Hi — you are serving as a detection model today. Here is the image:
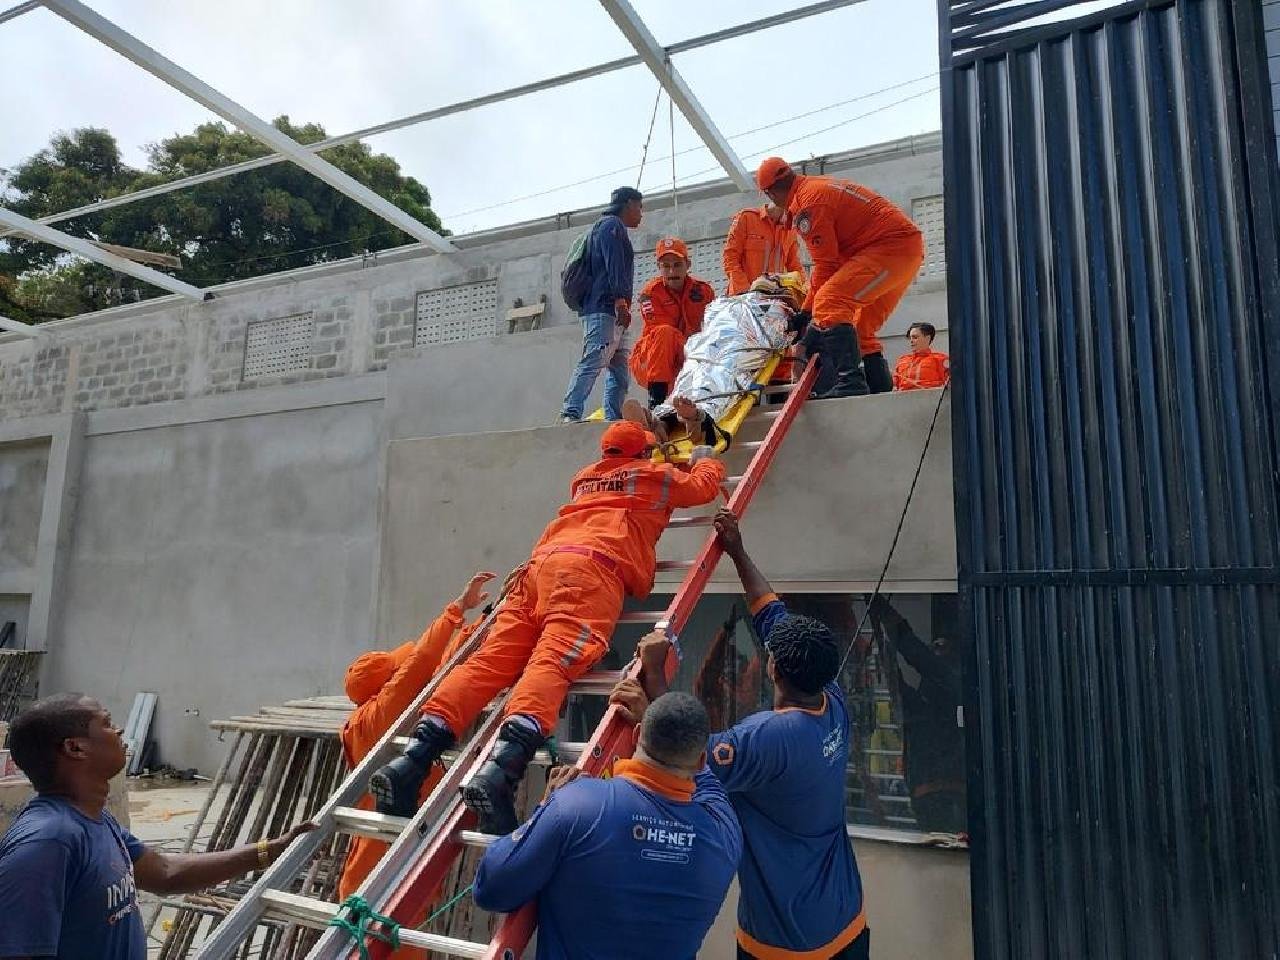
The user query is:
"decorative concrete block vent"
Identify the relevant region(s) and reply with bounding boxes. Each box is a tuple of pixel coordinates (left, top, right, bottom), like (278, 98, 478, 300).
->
(912, 194, 946, 279)
(242, 312, 316, 380)
(414, 280, 499, 346)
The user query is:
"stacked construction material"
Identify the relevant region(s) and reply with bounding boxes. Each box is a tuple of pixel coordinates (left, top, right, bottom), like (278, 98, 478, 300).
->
(154, 696, 353, 960)
(0, 650, 43, 722)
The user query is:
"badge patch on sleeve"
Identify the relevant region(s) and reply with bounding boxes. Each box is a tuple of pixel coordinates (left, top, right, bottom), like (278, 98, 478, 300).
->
(712, 742, 735, 765)
(795, 212, 812, 235)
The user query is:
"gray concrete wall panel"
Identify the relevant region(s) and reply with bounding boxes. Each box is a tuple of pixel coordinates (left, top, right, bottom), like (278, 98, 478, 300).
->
(48, 401, 382, 769)
(378, 390, 955, 645)
(0, 440, 49, 576)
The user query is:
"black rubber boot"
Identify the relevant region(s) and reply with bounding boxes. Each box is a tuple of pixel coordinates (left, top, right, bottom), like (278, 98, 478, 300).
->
(814, 325, 869, 399)
(863, 352, 892, 394)
(369, 719, 455, 817)
(461, 720, 545, 835)
(647, 382, 669, 407)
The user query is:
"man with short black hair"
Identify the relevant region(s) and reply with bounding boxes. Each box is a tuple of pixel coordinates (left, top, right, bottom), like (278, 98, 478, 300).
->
(560, 186, 643, 422)
(614, 508, 869, 959)
(0, 694, 313, 960)
(893, 321, 949, 390)
(472, 691, 741, 960)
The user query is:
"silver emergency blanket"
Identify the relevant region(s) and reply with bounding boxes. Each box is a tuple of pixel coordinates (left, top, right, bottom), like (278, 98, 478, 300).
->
(653, 291, 795, 425)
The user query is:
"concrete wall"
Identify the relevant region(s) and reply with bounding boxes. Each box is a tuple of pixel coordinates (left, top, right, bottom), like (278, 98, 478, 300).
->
(701, 842, 972, 960)
(47, 395, 383, 766)
(378, 390, 954, 646)
(0, 439, 48, 583)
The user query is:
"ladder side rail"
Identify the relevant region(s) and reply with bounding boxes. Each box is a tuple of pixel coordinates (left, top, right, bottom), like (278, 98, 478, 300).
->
(304, 702, 510, 959)
(194, 605, 505, 958)
(484, 358, 819, 960)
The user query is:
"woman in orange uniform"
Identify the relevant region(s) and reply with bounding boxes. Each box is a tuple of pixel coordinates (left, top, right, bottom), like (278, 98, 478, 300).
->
(893, 322, 950, 390)
(756, 156, 924, 397)
(630, 237, 717, 407)
(336, 572, 493, 954)
(370, 422, 725, 836)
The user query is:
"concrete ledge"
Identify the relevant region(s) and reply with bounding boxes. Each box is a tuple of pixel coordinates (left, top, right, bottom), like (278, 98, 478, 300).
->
(0, 572, 35, 594)
(85, 372, 387, 436)
(0, 414, 66, 445)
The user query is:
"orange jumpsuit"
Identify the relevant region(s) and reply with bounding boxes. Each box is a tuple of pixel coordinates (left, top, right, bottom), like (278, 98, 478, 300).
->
(787, 175, 924, 355)
(629, 275, 716, 388)
(893, 349, 950, 390)
(337, 603, 484, 954)
(422, 455, 726, 735)
(723, 207, 805, 295)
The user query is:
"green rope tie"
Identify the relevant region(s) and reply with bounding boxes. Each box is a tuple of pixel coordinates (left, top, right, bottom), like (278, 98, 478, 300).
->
(424, 882, 474, 925)
(544, 734, 560, 766)
(328, 894, 401, 960)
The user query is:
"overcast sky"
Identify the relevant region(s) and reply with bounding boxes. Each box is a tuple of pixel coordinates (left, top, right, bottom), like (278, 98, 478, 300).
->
(0, 0, 941, 237)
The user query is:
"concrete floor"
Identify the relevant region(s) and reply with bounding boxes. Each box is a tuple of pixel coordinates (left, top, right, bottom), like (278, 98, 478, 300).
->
(128, 778, 222, 958)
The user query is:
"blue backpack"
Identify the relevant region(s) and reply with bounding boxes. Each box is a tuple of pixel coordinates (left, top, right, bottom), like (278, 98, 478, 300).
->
(560, 220, 601, 312)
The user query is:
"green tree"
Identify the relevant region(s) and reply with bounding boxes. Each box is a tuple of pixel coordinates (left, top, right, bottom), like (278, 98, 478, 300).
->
(1, 119, 446, 322)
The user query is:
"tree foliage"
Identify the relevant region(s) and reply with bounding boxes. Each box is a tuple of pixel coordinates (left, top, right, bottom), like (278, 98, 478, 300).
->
(1, 119, 445, 322)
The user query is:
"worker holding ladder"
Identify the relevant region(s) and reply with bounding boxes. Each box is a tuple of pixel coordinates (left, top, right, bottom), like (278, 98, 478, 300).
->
(613, 509, 870, 960)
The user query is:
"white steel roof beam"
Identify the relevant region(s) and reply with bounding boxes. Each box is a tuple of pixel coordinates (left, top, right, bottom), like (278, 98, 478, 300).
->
(0, 1, 41, 26)
(597, 0, 754, 191)
(40, 0, 457, 254)
(0, 206, 210, 301)
(0, 314, 44, 337)
(6, 1, 863, 237)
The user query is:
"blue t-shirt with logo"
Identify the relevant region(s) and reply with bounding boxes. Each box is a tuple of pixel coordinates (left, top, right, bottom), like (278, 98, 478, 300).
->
(473, 763, 741, 960)
(0, 795, 147, 960)
(707, 597, 865, 957)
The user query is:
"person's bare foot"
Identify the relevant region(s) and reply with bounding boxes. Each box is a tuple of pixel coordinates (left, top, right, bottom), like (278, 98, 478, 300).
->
(622, 397, 667, 442)
(671, 396, 703, 440)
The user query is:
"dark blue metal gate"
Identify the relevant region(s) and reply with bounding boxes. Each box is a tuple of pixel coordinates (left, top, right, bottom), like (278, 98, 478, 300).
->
(940, 0, 1280, 955)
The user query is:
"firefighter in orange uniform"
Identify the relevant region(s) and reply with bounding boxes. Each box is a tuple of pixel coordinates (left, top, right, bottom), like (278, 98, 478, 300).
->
(630, 237, 717, 407)
(337, 572, 494, 954)
(723, 204, 805, 295)
(756, 156, 924, 397)
(893, 321, 950, 390)
(370, 422, 725, 835)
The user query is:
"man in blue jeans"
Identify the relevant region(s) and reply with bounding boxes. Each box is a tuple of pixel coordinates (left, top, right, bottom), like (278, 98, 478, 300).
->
(560, 186, 644, 422)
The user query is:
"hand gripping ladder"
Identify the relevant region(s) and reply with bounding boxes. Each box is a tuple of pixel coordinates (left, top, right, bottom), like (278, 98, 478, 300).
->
(195, 358, 819, 960)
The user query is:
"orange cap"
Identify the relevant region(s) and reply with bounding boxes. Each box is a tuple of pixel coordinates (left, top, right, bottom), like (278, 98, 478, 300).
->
(655, 236, 689, 261)
(755, 156, 793, 191)
(344, 641, 414, 705)
(601, 421, 657, 457)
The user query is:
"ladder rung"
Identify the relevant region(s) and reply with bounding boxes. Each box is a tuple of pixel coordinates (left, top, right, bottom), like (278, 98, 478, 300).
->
(261, 890, 488, 957)
(458, 828, 498, 849)
(420, 741, 584, 766)
(333, 806, 408, 842)
(755, 409, 783, 419)
(617, 610, 666, 624)
(667, 515, 713, 528)
(656, 559, 694, 572)
(570, 670, 624, 696)
(726, 475, 743, 485)
(734, 440, 764, 452)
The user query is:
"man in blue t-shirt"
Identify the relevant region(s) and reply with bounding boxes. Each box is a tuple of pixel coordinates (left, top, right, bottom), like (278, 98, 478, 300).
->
(0, 694, 313, 960)
(613, 508, 869, 960)
(473, 691, 741, 960)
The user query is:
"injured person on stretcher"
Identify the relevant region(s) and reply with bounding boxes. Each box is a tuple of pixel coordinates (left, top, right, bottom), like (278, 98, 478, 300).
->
(622, 271, 810, 449)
